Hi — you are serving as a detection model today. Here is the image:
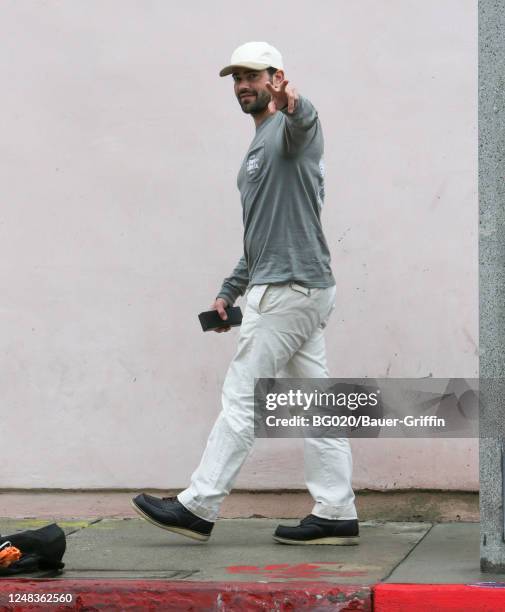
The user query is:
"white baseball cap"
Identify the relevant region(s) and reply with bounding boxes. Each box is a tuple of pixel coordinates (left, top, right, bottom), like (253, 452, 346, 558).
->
(219, 41, 283, 77)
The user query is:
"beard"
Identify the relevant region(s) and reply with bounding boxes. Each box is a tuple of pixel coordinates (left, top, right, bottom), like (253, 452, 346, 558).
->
(237, 89, 271, 115)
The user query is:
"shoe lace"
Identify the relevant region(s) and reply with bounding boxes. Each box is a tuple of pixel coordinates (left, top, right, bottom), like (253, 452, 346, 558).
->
(161, 495, 178, 502)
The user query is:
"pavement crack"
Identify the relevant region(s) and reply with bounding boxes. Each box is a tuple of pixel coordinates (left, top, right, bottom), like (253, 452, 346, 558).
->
(379, 522, 435, 583)
(65, 518, 103, 537)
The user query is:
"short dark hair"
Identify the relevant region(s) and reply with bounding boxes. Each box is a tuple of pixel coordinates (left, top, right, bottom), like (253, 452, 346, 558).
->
(266, 66, 278, 76)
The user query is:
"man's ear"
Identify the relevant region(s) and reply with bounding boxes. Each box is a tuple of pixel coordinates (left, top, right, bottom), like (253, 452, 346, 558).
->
(274, 70, 285, 86)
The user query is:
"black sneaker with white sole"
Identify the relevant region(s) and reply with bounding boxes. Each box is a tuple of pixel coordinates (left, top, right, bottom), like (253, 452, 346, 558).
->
(131, 494, 214, 542)
(273, 515, 359, 545)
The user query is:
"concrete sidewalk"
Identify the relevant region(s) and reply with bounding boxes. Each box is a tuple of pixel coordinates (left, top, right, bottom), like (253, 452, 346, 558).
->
(1, 515, 505, 610)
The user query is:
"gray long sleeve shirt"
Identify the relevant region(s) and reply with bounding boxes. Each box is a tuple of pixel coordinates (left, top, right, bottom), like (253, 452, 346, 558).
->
(217, 95, 336, 306)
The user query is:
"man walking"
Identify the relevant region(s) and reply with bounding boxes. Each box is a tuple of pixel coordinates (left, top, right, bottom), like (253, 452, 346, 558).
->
(132, 42, 359, 545)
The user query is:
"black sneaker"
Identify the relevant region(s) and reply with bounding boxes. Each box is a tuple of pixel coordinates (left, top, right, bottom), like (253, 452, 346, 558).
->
(131, 494, 214, 542)
(273, 515, 359, 545)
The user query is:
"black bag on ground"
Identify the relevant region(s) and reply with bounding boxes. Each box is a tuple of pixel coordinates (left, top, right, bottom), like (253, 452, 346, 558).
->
(0, 523, 66, 575)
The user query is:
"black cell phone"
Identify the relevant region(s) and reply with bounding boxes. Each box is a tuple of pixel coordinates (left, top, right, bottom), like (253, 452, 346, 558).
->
(198, 306, 243, 332)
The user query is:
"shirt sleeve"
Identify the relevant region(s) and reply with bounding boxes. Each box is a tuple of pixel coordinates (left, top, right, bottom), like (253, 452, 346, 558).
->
(280, 94, 319, 154)
(216, 254, 249, 306)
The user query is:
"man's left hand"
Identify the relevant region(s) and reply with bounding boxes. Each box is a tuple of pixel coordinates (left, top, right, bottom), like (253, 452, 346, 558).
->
(266, 79, 299, 114)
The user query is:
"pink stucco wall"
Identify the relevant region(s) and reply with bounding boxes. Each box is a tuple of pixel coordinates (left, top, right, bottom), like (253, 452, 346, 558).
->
(0, 0, 477, 490)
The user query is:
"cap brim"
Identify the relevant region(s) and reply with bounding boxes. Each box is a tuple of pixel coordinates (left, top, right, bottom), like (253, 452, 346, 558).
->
(219, 62, 270, 77)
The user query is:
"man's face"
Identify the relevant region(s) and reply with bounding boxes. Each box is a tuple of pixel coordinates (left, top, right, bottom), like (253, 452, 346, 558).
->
(232, 68, 274, 115)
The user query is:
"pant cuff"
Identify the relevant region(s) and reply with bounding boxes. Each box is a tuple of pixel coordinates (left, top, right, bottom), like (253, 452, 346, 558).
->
(311, 502, 358, 520)
(177, 491, 218, 522)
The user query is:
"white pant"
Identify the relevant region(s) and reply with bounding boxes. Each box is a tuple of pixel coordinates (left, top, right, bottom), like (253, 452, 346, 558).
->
(178, 282, 357, 522)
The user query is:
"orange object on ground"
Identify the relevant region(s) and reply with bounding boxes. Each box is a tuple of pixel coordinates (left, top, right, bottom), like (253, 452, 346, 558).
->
(0, 545, 22, 568)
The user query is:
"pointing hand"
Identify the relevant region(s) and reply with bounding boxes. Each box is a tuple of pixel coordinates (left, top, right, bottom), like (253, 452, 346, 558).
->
(266, 79, 299, 114)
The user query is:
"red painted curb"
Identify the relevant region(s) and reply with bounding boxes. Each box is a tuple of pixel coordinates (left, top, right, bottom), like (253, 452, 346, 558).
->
(374, 583, 505, 612)
(0, 579, 371, 611)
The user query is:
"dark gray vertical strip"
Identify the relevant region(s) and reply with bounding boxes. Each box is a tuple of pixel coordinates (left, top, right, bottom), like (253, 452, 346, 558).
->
(479, 0, 505, 571)
(502, 442, 505, 542)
